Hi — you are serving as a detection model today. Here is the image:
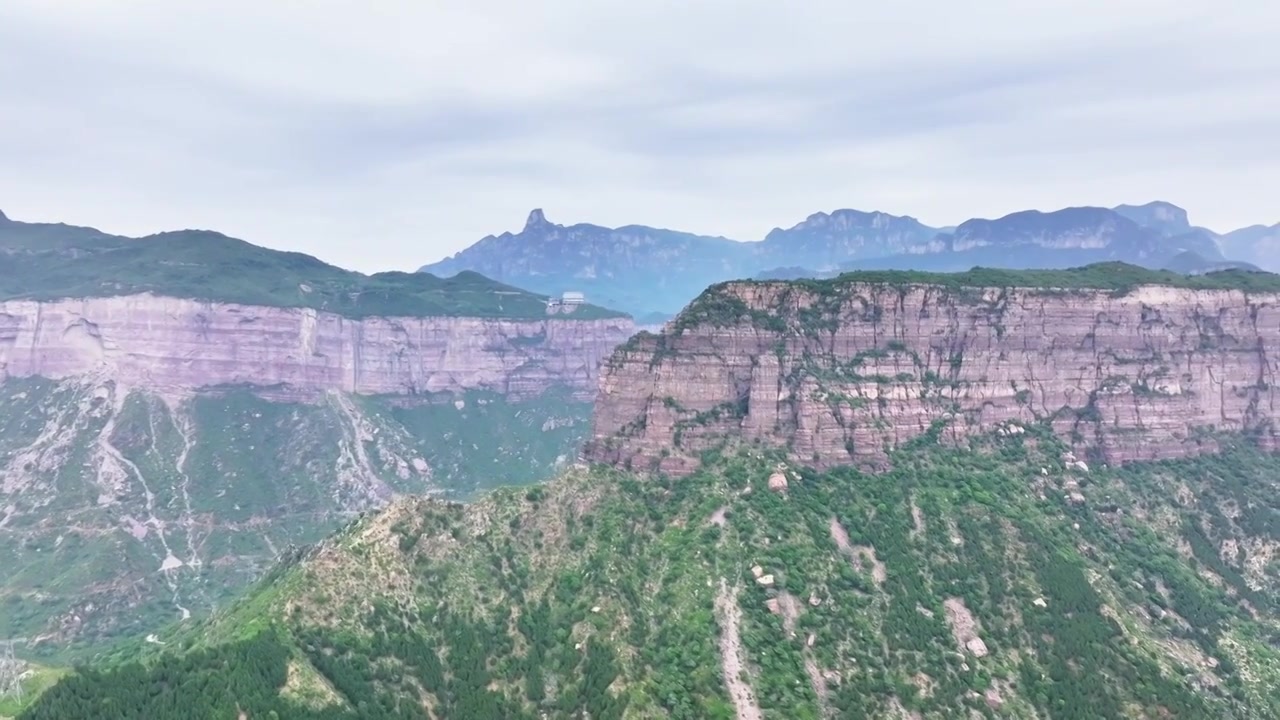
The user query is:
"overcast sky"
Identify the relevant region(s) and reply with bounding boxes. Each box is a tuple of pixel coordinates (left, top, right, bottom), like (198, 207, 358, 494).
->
(1, 1, 1276, 273)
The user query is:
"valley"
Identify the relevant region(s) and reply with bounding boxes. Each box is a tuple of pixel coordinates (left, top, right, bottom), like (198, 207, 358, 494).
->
(0, 377, 596, 658)
(0, 213, 635, 663)
(6, 5, 1278, 717)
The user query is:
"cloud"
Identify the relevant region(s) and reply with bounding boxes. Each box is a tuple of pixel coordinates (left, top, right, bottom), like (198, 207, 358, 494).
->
(0, 0, 1276, 272)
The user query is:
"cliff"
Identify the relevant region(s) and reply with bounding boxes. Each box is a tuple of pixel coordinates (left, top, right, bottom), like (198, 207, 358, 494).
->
(0, 294, 635, 400)
(585, 265, 1280, 475)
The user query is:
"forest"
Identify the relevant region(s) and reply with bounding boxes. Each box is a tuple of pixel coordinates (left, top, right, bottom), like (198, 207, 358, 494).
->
(19, 426, 1280, 719)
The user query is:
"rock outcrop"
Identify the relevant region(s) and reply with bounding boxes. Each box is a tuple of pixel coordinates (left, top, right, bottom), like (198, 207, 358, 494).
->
(0, 294, 635, 400)
(585, 277, 1279, 475)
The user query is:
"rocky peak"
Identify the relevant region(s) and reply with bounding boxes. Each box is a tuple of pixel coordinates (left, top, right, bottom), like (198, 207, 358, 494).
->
(419, 211, 753, 318)
(0, 208, 9, 223)
(1113, 201, 1192, 237)
(767, 208, 929, 237)
(524, 208, 551, 233)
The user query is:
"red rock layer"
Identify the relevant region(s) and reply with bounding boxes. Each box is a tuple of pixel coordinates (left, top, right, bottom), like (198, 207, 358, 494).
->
(586, 282, 1279, 475)
(0, 294, 635, 400)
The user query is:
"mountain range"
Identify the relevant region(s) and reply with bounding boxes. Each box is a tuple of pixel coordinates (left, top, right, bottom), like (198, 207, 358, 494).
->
(420, 201, 1275, 319)
(21, 263, 1280, 719)
(3, 203, 1280, 719)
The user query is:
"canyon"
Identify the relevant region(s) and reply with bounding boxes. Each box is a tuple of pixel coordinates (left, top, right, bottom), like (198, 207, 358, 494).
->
(0, 293, 633, 654)
(586, 270, 1280, 475)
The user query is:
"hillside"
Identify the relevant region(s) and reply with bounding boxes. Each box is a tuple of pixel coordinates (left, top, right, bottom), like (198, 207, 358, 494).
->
(20, 430, 1280, 719)
(0, 381, 597, 661)
(0, 210, 637, 662)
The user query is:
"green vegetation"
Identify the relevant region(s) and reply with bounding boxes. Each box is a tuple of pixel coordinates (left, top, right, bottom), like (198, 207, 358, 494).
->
(0, 379, 590, 662)
(0, 220, 626, 319)
(816, 261, 1280, 294)
(24, 427, 1280, 719)
(679, 262, 1280, 328)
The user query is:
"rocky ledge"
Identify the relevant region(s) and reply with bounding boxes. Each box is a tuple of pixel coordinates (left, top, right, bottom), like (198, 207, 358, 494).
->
(585, 277, 1279, 475)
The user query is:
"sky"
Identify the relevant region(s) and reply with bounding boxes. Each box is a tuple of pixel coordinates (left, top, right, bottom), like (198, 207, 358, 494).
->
(1, 0, 1277, 273)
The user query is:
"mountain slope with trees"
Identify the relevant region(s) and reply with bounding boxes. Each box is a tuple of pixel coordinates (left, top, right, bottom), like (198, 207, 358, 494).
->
(21, 427, 1280, 719)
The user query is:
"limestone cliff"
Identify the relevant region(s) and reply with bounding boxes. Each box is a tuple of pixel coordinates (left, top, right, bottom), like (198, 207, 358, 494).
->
(586, 270, 1280, 475)
(0, 293, 632, 651)
(0, 294, 635, 400)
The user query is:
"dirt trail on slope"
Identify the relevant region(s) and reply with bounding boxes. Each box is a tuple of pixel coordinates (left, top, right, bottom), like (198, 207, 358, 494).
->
(715, 579, 763, 720)
(775, 590, 832, 716)
(829, 517, 886, 585)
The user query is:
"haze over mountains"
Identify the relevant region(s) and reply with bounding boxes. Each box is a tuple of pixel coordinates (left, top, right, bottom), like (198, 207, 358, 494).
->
(3, 203, 1280, 719)
(23, 261, 1280, 720)
(421, 200, 1275, 320)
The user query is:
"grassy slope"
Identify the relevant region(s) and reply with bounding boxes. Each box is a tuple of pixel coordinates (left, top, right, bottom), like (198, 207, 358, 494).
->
(0, 665, 65, 720)
(0, 217, 626, 320)
(28, 426, 1280, 719)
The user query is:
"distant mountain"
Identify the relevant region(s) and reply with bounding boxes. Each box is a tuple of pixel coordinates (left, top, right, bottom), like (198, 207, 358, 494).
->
(1160, 250, 1262, 275)
(421, 202, 1260, 318)
(830, 206, 1228, 274)
(945, 206, 1187, 262)
(1220, 223, 1280, 272)
(755, 209, 939, 270)
(0, 208, 623, 320)
(1111, 201, 1229, 262)
(419, 209, 751, 318)
(1112, 201, 1192, 237)
(753, 265, 824, 281)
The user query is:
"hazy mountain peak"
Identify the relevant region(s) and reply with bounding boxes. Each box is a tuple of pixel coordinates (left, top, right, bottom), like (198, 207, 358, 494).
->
(1220, 222, 1280, 271)
(524, 208, 550, 232)
(781, 208, 919, 232)
(0, 208, 9, 222)
(1113, 201, 1191, 237)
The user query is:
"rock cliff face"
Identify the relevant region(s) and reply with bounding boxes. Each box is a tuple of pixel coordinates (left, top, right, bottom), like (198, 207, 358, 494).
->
(0, 293, 632, 651)
(586, 278, 1279, 475)
(0, 294, 634, 400)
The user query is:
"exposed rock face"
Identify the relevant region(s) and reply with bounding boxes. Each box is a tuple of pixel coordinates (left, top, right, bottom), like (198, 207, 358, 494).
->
(0, 294, 635, 400)
(585, 281, 1279, 475)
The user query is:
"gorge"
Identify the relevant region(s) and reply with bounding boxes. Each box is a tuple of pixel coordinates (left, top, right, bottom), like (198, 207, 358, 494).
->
(0, 213, 635, 656)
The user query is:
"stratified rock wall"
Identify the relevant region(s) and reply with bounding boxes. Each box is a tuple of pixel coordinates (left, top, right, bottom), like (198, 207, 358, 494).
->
(586, 282, 1279, 475)
(0, 294, 635, 399)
